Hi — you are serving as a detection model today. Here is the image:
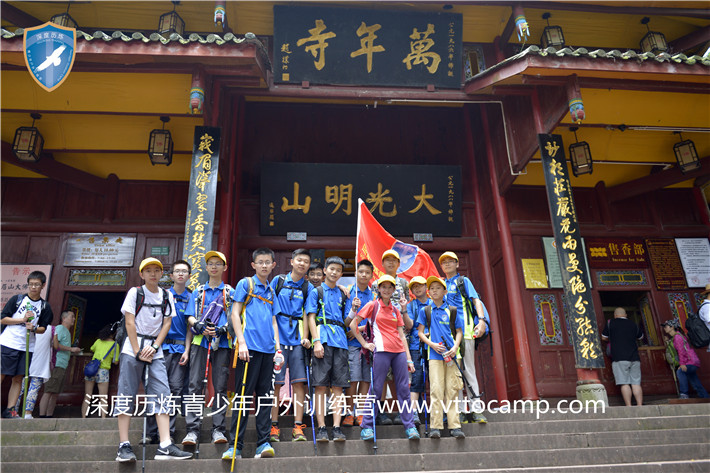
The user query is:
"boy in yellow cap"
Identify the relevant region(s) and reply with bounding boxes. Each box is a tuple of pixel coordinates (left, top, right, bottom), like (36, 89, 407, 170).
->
(407, 276, 431, 425)
(115, 258, 191, 462)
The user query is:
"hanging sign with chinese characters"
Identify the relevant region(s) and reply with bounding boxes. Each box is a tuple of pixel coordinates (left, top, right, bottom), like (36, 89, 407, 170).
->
(64, 234, 136, 267)
(585, 238, 648, 269)
(274, 5, 463, 88)
(261, 163, 461, 237)
(539, 134, 604, 369)
(183, 127, 221, 290)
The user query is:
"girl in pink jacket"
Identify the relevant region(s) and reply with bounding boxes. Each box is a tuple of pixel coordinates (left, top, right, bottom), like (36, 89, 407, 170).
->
(662, 319, 708, 399)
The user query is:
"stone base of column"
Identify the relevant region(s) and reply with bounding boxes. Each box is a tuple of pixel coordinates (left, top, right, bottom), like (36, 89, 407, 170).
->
(576, 380, 608, 406)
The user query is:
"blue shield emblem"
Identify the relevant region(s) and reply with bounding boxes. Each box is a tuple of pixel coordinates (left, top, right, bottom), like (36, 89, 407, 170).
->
(23, 22, 76, 92)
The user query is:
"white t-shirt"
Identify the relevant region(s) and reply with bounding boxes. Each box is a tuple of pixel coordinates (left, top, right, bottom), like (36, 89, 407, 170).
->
(0, 296, 44, 352)
(699, 297, 710, 351)
(120, 286, 176, 359)
(30, 327, 53, 380)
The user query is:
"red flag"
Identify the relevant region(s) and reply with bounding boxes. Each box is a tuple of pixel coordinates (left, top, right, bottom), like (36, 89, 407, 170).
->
(356, 199, 440, 281)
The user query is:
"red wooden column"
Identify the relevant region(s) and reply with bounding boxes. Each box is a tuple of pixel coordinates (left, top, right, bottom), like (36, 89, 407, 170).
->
(481, 106, 539, 401)
(229, 96, 247, 284)
(463, 105, 508, 401)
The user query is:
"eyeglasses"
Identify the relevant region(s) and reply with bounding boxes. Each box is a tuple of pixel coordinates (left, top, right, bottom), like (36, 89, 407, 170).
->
(172, 270, 189, 275)
(28, 283, 42, 288)
(206, 263, 225, 268)
(255, 261, 273, 267)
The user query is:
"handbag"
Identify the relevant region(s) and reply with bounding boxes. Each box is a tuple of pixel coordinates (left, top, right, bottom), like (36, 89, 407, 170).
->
(84, 342, 116, 377)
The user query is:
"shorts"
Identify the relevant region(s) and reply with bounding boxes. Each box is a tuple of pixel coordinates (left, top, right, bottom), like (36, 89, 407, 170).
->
(410, 350, 425, 393)
(44, 367, 67, 394)
(1, 345, 32, 377)
(275, 344, 307, 385)
(85, 367, 110, 384)
(114, 353, 171, 416)
(348, 345, 371, 383)
(612, 360, 642, 385)
(311, 344, 349, 388)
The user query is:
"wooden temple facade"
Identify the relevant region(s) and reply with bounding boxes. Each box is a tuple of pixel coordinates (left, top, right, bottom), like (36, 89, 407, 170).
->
(1, 1, 709, 406)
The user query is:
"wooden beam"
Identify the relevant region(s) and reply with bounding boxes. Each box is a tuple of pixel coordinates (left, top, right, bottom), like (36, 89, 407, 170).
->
(522, 75, 709, 94)
(0, 2, 42, 28)
(607, 155, 710, 203)
(519, 2, 710, 19)
(1, 141, 108, 196)
(669, 25, 710, 53)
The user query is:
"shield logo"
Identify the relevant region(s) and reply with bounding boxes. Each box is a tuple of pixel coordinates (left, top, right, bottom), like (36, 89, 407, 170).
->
(23, 22, 76, 92)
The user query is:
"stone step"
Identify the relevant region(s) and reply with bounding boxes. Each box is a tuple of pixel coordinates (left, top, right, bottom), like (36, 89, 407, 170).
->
(1, 443, 707, 473)
(2, 428, 707, 463)
(402, 461, 710, 473)
(3, 414, 708, 446)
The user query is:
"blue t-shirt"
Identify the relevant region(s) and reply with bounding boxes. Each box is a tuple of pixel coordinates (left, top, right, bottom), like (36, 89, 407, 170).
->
(191, 282, 232, 350)
(162, 287, 195, 353)
(444, 274, 489, 338)
(344, 285, 374, 348)
(233, 276, 276, 354)
(408, 297, 431, 351)
(305, 284, 348, 350)
(416, 301, 463, 362)
(271, 274, 312, 347)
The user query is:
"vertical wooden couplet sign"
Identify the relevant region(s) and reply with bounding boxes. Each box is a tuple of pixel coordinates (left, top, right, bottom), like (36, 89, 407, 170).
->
(538, 134, 604, 369)
(183, 126, 221, 290)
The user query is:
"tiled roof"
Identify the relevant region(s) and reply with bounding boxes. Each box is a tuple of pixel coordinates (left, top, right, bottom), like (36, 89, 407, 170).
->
(468, 45, 710, 83)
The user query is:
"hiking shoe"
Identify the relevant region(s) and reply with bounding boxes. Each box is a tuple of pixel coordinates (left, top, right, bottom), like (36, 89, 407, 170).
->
(222, 447, 242, 460)
(181, 431, 198, 446)
(393, 413, 403, 425)
(451, 428, 466, 439)
(679, 394, 690, 399)
(406, 427, 420, 440)
(459, 413, 470, 424)
(155, 443, 192, 460)
(376, 413, 393, 425)
(292, 423, 307, 442)
(212, 430, 228, 444)
(356, 415, 363, 426)
(316, 426, 329, 442)
(254, 442, 275, 458)
(430, 428, 441, 439)
(270, 424, 280, 442)
(412, 412, 421, 426)
(2, 408, 19, 419)
(360, 428, 374, 441)
(472, 412, 488, 424)
(115, 443, 136, 463)
(342, 414, 354, 426)
(332, 426, 346, 442)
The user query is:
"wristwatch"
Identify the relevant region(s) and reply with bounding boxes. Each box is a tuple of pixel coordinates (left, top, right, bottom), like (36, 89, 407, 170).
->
(151, 344, 159, 351)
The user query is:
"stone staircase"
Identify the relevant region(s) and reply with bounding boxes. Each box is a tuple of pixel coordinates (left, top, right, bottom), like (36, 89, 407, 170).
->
(2, 403, 709, 472)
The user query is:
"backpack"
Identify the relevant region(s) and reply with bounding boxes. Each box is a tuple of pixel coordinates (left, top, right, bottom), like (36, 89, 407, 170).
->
(115, 286, 172, 347)
(423, 304, 462, 357)
(274, 274, 309, 327)
(234, 277, 274, 336)
(456, 276, 491, 351)
(315, 285, 348, 330)
(664, 338, 679, 368)
(685, 301, 710, 348)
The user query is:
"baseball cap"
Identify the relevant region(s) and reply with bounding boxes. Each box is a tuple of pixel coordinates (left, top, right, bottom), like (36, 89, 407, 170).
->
(205, 250, 227, 265)
(377, 274, 397, 287)
(409, 276, 427, 289)
(438, 251, 458, 264)
(382, 249, 400, 261)
(426, 276, 447, 290)
(139, 257, 163, 272)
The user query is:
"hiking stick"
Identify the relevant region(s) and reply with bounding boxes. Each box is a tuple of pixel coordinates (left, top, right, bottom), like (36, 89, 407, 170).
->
(195, 335, 212, 459)
(304, 348, 317, 456)
(442, 341, 480, 401)
(21, 329, 30, 417)
(142, 363, 149, 473)
(230, 357, 249, 473)
(369, 356, 378, 455)
(421, 354, 428, 438)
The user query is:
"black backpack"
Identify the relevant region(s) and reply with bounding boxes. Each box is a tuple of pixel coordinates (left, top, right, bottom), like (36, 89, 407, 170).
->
(314, 285, 348, 329)
(115, 286, 172, 347)
(274, 274, 309, 327)
(423, 305, 461, 356)
(686, 301, 710, 348)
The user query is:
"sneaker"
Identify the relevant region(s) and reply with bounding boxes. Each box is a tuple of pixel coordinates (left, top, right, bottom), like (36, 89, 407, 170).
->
(679, 394, 690, 399)
(292, 423, 307, 442)
(332, 426, 346, 442)
(254, 442, 275, 458)
(472, 412, 488, 424)
(356, 415, 364, 426)
(23, 414, 33, 419)
(2, 408, 19, 419)
(155, 443, 192, 460)
(451, 428, 466, 439)
(459, 412, 470, 424)
(406, 427, 420, 440)
(212, 430, 228, 444)
(270, 424, 280, 442)
(393, 413, 403, 425)
(115, 444, 136, 463)
(222, 447, 242, 460)
(430, 428, 441, 439)
(342, 414, 355, 426)
(412, 412, 421, 426)
(181, 431, 198, 446)
(316, 426, 329, 442)
(360, 428, 374, 441)
(376, 413, 393, 425)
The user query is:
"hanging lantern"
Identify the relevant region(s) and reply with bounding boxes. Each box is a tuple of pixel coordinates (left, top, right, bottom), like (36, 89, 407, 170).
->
(673, 132, 701, 174)
(50, 4, 78, 29)
(639, 17, 668, 54)
(214, 2, 226, 27)
(568, 127, 593, 177)
(148, 116, 173, 166)
(158, 1, 185, 36)
(540, 12, 565, 49)
(12, 113, 44, 163)
(512, 5, 529, 42)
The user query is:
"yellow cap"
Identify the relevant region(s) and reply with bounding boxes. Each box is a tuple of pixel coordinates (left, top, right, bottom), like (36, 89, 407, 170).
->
(205, 250, 227, 265)
(139, 257, 163, 272)
(381, 249, 400, 261)
(408, 276, 427, 289)
(438, 251, 458, 264)
(426, 276, 447, 290)
(377, 274, 397, 287)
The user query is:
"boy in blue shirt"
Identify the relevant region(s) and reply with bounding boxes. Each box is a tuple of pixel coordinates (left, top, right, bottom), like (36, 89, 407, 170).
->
(438, 251, 489, 424)
(223, 248, 281, 460)
(342, 259, 375, 427)
(306, 256, 356, 442)
(270, 248, 313, 442)
(183, 251, 233, 446)
(407, 276, 431, 425)
(417, 276, 465, 439)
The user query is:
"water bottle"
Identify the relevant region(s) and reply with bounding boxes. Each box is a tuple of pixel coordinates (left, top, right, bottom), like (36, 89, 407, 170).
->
(439, 342, 452, 365)
(274, 350, 285, 374)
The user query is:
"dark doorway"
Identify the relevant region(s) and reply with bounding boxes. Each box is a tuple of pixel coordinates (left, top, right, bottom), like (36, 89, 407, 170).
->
(68, 291, 125, 350)
(599, 290, 661, 347)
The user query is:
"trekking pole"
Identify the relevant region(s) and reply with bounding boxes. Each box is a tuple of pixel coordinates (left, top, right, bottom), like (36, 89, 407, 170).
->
(442, 341, 480, 401)
(421, 354, 428, 438)
(142, 363, 149, 473)
(304, 348, 317, 456)
(369, 356, 378, 455)
(21, 306, 34, 418)
(230, 356, 249, 473)
(195, 330, 212, 460)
